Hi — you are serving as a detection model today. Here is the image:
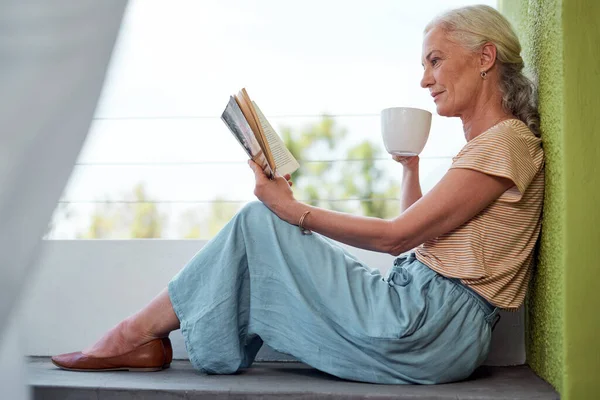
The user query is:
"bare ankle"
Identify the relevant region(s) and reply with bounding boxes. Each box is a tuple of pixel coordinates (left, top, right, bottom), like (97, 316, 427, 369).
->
(120, 317, 158, 346)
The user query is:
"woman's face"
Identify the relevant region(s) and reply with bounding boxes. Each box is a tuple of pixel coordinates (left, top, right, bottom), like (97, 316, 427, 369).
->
(420, 26, 481, 117)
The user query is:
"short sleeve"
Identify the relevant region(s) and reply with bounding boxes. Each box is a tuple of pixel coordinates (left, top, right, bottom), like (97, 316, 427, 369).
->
(450, 125, 539, 202)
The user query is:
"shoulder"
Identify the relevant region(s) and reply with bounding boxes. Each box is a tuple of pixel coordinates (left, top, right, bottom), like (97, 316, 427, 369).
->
(449, 119, 543, 201)
(453, 119, 542, 162)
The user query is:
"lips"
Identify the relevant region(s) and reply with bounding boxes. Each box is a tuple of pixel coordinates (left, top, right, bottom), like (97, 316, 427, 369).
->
(431, 91, 444, 101)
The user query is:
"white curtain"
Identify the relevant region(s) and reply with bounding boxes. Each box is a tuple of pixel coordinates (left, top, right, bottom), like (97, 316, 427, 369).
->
(0, 1, 127, 397)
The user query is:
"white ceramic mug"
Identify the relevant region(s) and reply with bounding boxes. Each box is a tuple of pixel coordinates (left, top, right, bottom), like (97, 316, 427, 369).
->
(381, 107, 432, 156)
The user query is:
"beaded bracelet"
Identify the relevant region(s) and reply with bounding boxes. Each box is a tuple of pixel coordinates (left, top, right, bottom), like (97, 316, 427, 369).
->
(298, 210, 312, 235)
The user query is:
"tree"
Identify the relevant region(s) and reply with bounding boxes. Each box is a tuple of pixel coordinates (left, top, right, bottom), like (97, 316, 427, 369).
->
(79, 116, 400, 239)
(80, 183, 164, 239)
(129, 184, 163, 238)
(341, 141, 400, 219)
(178, 208, 203, 239)
(176, 115, 396, 240)
(80, 203, 118, 239)
(281, 115, 349, 211)
(178, 198, 241, 239)
(204, 200, 240, 237)
(281, 115, 400, 218)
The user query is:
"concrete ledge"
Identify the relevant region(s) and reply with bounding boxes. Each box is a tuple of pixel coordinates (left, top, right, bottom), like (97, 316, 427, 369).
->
(22, 240, 525, 366)
(29, 358, 558, 400)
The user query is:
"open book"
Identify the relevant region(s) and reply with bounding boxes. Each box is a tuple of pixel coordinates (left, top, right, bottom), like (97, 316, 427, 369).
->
(221, 88, 300, 179)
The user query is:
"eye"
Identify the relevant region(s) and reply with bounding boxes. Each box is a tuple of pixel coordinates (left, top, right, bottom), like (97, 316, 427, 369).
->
(431, 58, 440, 66)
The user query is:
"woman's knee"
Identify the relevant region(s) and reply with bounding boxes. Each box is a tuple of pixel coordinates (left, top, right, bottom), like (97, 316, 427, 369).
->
(239, 201, 274, 222)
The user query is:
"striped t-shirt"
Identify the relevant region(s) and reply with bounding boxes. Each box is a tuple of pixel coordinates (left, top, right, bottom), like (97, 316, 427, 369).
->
(415, 119, 544, 310)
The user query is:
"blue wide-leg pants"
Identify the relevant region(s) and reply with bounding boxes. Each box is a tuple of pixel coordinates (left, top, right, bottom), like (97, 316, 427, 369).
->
(168, 201, 496, 384)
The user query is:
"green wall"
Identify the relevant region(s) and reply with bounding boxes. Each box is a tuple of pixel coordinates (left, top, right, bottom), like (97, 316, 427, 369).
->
(499, 1, 600, 398)
(561, 1, 600, 399)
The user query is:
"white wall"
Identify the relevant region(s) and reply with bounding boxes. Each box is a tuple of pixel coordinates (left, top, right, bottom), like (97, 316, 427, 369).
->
(20, 240, 524, 366)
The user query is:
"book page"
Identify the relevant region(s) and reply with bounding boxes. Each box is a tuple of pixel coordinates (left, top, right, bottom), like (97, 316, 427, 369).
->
(253, 102, 300, 177)
(221, 96, 272, 176)
(233, 92, 265, 149)
(234, 89, 276, 174)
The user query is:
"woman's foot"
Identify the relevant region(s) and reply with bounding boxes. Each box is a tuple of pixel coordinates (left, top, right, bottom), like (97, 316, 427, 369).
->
(53, 287, 179, 371)
(81, 287, 179, 358)
(82, 317, 159, 358)
(51, 338, 167, 372)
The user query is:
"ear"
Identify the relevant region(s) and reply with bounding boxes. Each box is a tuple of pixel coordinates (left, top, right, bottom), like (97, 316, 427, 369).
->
(480, 42, 497, 72)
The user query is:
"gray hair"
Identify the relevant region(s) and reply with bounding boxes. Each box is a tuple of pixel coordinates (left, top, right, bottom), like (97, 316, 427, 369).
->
(425, 5, 540, 137)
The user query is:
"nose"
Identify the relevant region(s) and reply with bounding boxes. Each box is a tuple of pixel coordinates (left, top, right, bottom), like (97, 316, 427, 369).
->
(420, 67, 434, 88)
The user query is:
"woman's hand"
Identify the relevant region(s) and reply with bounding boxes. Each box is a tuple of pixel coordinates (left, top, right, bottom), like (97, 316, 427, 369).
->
(248, 160, 296, 217)
(392, 154, 420, 170)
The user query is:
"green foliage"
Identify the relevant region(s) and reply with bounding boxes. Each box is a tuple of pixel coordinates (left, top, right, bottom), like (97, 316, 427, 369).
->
(80, 183, 163, 239)
(283, 115, 400, 218)
(79, 116, 400, 238)
(179, 199, 240, 239)
(282, 115, 348, 211)
(205, 200, 240, 237)
(129, 184, 163, 238)
(342, 141, 400, 218)
(79, 203, 117, 239)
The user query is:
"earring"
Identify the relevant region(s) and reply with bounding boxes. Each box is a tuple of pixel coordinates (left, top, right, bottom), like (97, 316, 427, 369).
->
(480, 71, 487, 79)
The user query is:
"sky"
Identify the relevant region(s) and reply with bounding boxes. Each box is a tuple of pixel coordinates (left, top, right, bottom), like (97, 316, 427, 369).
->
(48, 0, 496, 239)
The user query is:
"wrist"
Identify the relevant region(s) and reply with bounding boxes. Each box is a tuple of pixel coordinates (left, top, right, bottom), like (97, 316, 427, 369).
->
(273, 200, 304, 225)
(403, 165, 419, 176)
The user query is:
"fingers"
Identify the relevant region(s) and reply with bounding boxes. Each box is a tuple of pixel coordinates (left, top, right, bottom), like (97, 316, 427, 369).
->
(392, 155, 419, 164)
(248, 160, 293, 186)
(283, 173, 293, 186)
(249, 160, 293, 186)
(248, 160, 267, 182)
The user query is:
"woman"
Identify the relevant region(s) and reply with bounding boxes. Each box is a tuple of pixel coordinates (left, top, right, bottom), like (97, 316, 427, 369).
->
(52, 5, 544, 384)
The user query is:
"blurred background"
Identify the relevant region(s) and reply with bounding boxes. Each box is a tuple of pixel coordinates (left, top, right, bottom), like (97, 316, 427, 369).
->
(46, 0, 495, 240)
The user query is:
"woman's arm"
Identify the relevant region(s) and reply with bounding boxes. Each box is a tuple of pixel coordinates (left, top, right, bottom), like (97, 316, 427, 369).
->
(397, 155, 422, 212)
(250, 161, 513, 255)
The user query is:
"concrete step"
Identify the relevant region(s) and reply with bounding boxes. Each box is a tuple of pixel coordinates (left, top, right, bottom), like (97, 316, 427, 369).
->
(29, 358, 559, 400)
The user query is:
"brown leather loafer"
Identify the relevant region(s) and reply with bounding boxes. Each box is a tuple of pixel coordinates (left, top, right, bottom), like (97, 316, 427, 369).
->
(51, 339, 167, 372)
(161, 337, 172, 368)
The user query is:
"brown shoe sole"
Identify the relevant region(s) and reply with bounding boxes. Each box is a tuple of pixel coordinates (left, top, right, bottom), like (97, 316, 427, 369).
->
(50, 359, 165, 372)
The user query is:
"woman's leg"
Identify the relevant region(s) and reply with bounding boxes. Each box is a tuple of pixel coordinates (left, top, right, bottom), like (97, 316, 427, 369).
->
(82, 288, 179, 357)
(168, 202, 492, 383)
(65, 201, 490, 383)
(77, 200, 271, 359)
(167, 201, 395, 376)
(75, 201, 265, 359)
